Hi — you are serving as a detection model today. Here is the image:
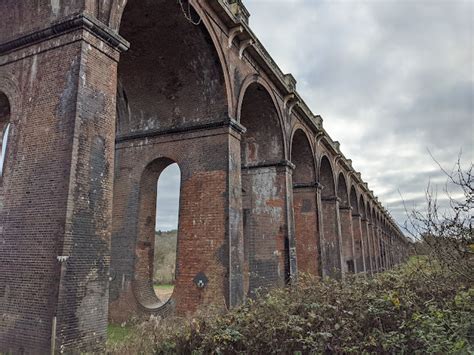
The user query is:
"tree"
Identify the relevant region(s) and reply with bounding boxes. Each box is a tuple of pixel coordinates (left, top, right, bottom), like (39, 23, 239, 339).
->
(403, 154, 473, 282)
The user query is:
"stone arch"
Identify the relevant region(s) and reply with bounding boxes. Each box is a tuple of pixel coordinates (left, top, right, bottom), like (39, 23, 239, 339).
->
(116, 0, 229, 137)
(359, 195, 366, 219)
(290, 128, 320, 276)
(350, 186, 359, 214)
(112, 0, 233, 98)
(318, 155, 342, 278)
(237, 75, 283, 121)
(369, 205, 375, 223)
(319, 156, 336, 198)
(337, 173, 349, 206)
(133, 157, 181, 311)
(238, 76, 287, 161)
(291, 128, 315, 184)
(337, 173, 354, 273)
(240, 82, 285, 166)
(240, 81, 289, 295)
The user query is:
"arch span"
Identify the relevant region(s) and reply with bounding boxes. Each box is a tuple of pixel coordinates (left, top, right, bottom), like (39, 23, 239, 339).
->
(240, 81, 290, 295)
(337, 173, 355, 273)
(319, 156, 342, 278)
(320, 156, 336, 198)
(291, 129, 320, 276)
(116, 0, 228, 137)
(240, 82, 285, 166)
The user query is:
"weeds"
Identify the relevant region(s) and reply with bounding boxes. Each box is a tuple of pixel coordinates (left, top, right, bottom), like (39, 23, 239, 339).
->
(107, 257, 473, 354)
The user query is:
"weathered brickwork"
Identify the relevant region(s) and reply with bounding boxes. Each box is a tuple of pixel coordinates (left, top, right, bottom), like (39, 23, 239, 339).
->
(0, 0, 410, 352)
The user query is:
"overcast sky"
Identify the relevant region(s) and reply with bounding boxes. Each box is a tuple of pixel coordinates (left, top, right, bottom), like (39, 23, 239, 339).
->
(156, 0, 473, 232)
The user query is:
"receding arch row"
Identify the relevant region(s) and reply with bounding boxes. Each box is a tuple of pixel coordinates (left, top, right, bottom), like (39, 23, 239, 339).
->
(284, 127, 405, 278)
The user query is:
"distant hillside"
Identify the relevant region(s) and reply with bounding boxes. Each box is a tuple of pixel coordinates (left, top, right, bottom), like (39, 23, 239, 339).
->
(153, 230, 177, 285)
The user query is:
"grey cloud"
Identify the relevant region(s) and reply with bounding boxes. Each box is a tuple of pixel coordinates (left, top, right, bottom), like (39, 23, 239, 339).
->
(153, 1, 471, 232)
(245, 0, 473, 228)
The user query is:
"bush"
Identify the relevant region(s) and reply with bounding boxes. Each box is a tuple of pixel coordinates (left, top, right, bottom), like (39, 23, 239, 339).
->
(153, 230, 177, 285)
(107, 257, 473, 354)
(405, 155, 473, 283)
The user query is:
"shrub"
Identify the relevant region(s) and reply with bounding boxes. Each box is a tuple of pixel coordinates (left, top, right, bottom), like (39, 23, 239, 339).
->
(153, 230, 177, 285)
(107, 257, 473, 354)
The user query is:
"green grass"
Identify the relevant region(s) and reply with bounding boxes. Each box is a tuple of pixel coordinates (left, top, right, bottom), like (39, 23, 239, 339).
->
(107, 324, 132, 346)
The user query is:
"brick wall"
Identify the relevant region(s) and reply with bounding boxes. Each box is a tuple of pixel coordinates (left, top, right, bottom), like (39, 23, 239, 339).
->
(351, 214, 365, 273)
(293, 188, 319, 275)
(109, 126, 241, 321)
(0, 28, 119, 352)
(339, 207, 355, 273)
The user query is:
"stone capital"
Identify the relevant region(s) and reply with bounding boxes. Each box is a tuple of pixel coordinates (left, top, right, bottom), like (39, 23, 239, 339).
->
(0, 14, 129, 55)
(293, 181, 320, 190)
(321, 195, 340, 203)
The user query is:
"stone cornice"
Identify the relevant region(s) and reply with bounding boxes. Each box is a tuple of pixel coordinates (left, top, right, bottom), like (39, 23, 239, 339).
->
(242, 160, 295, 171)
(321, 196, 341, 203)
(116, 118, 245, 144)
(293, 182, 321, 190)
(0, 14, 129, 55)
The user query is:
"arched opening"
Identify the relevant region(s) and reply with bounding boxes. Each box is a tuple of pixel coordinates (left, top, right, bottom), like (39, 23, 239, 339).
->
(350, 186, 365, 273)
(291, 129, 319, 276)
(319, 156, 342, 278)
(135, 158, 181, 309)
(116, 0, 227, 137)
(240, 82, 288, 295)
(240, 83, 284, 166)
(337, 173, 355, 273)
(153, 163, 180, 302)
(0, 92, 11, 176)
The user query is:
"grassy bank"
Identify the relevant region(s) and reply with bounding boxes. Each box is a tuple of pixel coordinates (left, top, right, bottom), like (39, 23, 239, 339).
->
(107, 257, 473, 354)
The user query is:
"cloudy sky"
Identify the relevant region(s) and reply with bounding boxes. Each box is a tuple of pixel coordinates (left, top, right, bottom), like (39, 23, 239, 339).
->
(156, 0, 473, 231)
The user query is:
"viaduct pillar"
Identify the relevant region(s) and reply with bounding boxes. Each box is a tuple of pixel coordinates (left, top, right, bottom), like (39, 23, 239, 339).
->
(352, 213, 366, 273)
(339, 205, 356, 273)
(0, 15, 126, 353)
(320, 196, 343, 278)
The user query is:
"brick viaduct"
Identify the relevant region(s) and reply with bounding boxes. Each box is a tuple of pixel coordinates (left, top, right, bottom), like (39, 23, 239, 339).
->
(0, 0, 410, 352)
